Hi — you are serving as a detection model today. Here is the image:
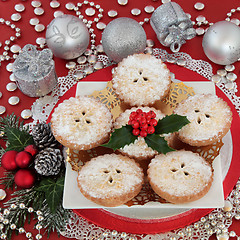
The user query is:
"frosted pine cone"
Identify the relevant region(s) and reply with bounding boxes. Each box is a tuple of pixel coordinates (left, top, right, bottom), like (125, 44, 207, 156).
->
(34, 148, 63, 176)
(32, 122, 59, 150)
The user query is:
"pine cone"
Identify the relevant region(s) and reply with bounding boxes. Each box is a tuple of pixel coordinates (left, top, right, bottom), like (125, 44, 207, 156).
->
(32, 122, 59, 150)
(34, 148, 63, 176)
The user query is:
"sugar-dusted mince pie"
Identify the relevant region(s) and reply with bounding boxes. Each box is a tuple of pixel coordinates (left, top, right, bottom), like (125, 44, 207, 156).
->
(148, 150, 213, 204)
(51, 96, 113, 150)
(113, 106, 174, 161)
(77, 153, 144, 207)
(112, 53, 171, 106)
(174, 94, 232, 146)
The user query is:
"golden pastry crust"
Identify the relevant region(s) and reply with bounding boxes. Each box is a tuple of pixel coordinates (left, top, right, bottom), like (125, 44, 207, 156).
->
(51, 96, 113, 150)
(77, 154, 144, 207)
(174, 94, 232, 146)
(147, 150, 214, 204)
(112, 53, 171, 106)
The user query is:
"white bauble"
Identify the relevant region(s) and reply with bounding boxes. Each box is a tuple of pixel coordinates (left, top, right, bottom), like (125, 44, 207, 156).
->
(202, 21, 240, 65)
(46, 14, 89, 60)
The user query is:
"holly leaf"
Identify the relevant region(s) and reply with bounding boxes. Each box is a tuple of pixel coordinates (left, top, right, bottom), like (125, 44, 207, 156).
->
(36, 177, 65, 213)
(155, 114, 190, 134)
(5, 127, 34, 152)
(145, 134, 175, 154)
(102, 125, 138, 151)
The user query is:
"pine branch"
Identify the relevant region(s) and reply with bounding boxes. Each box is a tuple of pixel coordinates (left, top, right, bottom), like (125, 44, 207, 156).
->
(0, 171, 17, 190)
(4, 187, 71, 239)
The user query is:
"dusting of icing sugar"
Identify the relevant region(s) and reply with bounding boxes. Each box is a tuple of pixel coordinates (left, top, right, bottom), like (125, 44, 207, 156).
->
(78, 154, 143, 198)
(148, 151, 213, 197)
(112, 54, 171, 106)
(174, 94, 232, 141)
(51, 96, 112, 147)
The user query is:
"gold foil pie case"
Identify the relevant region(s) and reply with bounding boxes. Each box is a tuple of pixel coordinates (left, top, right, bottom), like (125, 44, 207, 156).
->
(66, 81, 223, 206)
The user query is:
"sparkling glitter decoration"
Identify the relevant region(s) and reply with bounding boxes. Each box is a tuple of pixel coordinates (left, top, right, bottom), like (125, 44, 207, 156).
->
(13, 44, 57, 97)
(29, 18, 39, 26)
(194, 2, 205, 10)
(117, 0, 128, 5)
(85, 7, 95, 16)
(36, 37, 46, 47)
(35, 24, 45, 32)
(8, 96, 20, 105)
(196, 27, 205, 35)
(31, 0, 41, 8)
(145, 6, 155, 14)
(11, 13, 21, 22)
(46, 15, 89, 59)
(102, 17, 146, 62)
(15, 3, 25, 12)
(34, 8, 44, 16)
(0, 106, 6, 115)
(50, 1, 60, 8)
(150, 2, 196, 52)
(21, 109, 33, 119)
(131, 8, 141, 16)
(66, 61, 76, 69)
(77, 56, 87, 64)
(108, 10, 118, 18)
(54, 11, 64, 18)
(6, 63, 13, 72)
(96, 22, 106, 30)
(6, 82, 17, 92)
(225, 65, 235, 72)
(66, 3, 75, 10)
(10, 44, 21, 53)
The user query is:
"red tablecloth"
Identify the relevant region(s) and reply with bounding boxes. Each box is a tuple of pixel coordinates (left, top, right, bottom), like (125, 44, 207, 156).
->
(0, 0, 240, 239)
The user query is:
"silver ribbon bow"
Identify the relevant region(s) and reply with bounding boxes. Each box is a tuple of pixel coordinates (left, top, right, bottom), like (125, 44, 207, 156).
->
(13, 44, 54, 80)
(150, 2, 196, 52)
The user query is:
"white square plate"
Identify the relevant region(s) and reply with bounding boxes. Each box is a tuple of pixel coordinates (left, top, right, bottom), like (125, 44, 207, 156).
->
(63, 81, 224, 209)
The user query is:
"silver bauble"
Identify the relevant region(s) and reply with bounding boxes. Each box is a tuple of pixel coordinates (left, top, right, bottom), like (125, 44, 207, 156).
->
(102, 17, 146, 63)
(46, 14, 90, 60)
(202, 21, 240, 65)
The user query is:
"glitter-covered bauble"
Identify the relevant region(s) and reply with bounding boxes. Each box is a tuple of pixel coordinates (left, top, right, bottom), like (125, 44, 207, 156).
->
(202, 21, 240, 65)
(46, 14, 90, 60)
(102, 17, 147, 63)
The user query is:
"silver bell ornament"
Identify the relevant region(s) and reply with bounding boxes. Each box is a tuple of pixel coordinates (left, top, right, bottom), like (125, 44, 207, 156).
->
(202, 21, 240, 65)
(102, 17, 147, 63)
(150, 2, 196, 52)
(46, 14, 89, 60)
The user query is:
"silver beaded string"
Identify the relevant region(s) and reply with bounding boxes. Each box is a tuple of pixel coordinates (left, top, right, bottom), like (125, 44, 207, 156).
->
(0, 18, 21, 66)
(0, 203, 43, 240)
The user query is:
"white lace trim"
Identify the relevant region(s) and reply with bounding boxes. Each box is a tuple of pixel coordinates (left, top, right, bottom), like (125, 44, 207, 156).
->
(30, 49, 240, 239)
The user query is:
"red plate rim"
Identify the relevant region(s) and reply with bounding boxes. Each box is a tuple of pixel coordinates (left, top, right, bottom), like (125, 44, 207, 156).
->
(50, 65, 240, 234)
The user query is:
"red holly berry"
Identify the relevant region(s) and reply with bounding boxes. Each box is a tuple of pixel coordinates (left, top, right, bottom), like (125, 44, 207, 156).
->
(132, 128, 140, 136)
(132, 120, 140, 129)
(14, 169, 36, 189)
(149, 110, 156, 118)
(136, 109, 143, 114)
(15, 151, 33, 169)
(139, 117, 147, 125)
(140, 130, 147, 137)
(130, 112, 137, 120)
(147, 126, 155, 134)
(24, 145, 38, 156)
(1, 150, 18, 171)
(149, 118, 158, 127)
(140, 123, 148, 131)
